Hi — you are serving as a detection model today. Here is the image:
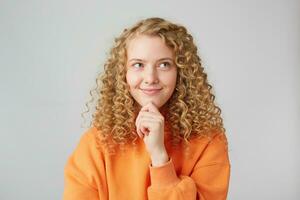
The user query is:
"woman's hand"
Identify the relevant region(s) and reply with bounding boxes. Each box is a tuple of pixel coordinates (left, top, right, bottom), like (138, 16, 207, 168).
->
(135, 101, 169, 166)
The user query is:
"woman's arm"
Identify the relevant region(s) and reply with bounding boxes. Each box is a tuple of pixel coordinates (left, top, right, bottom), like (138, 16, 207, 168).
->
(147, 133, 231, 200)
(62, 129, 107, 200)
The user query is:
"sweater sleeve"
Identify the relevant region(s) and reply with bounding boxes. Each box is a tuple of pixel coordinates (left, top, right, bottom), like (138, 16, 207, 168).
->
(147, 133, 231, 200)
(62, 129, 107, 200)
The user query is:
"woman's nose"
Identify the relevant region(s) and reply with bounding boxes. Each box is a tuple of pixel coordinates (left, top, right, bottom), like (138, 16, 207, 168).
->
(143, 66, 159, 84)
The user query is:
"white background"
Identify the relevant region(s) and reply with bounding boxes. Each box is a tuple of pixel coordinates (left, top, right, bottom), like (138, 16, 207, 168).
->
(0, 0, 299, 199)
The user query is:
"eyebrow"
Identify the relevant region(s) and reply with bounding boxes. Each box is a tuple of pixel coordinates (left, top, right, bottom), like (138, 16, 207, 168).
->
(128, 58, 173, 62)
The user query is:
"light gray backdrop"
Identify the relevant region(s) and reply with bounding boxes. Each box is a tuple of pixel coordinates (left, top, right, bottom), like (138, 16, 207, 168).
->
(1, 0, 299, 199)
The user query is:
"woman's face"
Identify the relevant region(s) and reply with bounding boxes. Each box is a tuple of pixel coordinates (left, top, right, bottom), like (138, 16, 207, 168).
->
(125, 34, 177, 109)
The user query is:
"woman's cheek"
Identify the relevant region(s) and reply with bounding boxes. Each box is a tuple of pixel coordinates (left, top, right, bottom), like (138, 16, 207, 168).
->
(127, 71, 141, 87)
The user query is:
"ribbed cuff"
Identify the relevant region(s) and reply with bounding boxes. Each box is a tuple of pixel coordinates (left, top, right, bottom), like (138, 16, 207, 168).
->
(149, 158, 181, 188)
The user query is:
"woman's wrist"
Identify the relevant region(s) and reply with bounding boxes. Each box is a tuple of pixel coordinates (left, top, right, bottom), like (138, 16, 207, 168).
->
(150, 148, 169, 167)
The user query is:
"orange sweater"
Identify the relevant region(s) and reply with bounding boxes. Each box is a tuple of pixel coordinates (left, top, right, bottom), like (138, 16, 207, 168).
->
(63, 127, 230, 200)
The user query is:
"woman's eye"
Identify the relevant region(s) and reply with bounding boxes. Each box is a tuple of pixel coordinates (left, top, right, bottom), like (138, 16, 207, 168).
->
(159, 62, 170, 68)
(133, 63, 143, 68)
(131, 62, 171, 69)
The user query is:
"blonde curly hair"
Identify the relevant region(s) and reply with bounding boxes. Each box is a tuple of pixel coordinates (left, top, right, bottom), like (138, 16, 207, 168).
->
(82, 17, 228, 154)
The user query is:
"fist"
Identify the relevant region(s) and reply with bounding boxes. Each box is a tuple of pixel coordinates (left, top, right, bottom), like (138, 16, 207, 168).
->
(135, 101, 168, 165)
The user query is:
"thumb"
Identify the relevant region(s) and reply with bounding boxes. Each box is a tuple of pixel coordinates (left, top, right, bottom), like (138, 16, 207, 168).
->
(141, 101, 159, 113)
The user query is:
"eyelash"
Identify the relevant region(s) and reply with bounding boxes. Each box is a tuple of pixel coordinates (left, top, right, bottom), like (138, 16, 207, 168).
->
(132, 62, 171, 69)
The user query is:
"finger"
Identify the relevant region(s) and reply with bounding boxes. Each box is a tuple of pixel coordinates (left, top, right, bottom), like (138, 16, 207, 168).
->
(138, 117, 154, 139)
(137, 117, 149, 137)
(135, 113, 141, 129)
(136, 124, 144, 139)
(135, 110, 147, 130)
(141, 101, 152, 112)
(141, 106, 149, 112)
(138, 114, 165, 132)
(142, 101, 160, 114)
(134, 113, 143, 139)
(139, 119, 161, 136)
(135, 110, 157, 131)
(138, 111, 164, 121)
(136, 117, 144, 139)
(136, 106, 163, 138)
(141, 126, 149, 136)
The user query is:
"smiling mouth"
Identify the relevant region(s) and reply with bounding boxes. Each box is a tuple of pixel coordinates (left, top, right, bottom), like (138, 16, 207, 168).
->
(141, 89, 162, 95)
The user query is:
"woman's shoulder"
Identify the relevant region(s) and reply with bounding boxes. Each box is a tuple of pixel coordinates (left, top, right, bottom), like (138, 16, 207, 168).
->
(77, 126, 98, 143)
(82, 126, 99, 139)
(73, 126, 104, 155)
(188, 130, 229, 153)
(190, 130, 230, 165)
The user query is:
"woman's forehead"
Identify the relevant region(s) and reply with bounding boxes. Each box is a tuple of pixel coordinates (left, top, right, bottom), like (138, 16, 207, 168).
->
(126, 35, 175, 60)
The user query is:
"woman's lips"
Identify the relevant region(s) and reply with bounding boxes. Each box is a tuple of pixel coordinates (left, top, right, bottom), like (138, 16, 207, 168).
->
(141, 89, 162, 95)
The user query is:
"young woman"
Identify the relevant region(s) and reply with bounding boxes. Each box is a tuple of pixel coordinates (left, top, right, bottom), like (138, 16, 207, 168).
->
(63, 17, 230, 200)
